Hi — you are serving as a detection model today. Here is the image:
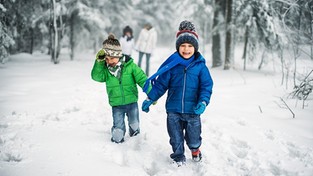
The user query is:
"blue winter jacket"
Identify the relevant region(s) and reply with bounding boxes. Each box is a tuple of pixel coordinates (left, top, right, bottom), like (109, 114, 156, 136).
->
(148, 52, 213, 114)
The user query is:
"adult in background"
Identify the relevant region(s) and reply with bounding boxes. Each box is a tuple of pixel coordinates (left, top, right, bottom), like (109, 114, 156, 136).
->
(119, 26, 135, 56)
(135, 23, 157, 76)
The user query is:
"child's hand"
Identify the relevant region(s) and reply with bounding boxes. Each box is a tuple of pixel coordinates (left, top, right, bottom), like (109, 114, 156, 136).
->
(96, 49, 105, 60)
(194, 102, 206, 115)
(142, 98, 154, 113)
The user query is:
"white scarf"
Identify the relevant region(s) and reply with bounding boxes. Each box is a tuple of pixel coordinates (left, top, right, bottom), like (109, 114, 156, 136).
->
(107, 57, 125, 79)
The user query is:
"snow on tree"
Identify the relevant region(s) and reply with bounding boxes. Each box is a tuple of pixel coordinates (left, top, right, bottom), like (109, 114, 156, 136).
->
(1, 0, 312, 68)
(0, 2, 15, 63)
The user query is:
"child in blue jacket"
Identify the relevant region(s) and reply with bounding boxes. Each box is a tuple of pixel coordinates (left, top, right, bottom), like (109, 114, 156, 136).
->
(141, 20, 213, 166)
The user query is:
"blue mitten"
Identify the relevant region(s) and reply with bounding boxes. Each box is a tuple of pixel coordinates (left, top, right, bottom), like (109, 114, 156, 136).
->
(194, 102, 206, 115)
(142, 98, 154, 113)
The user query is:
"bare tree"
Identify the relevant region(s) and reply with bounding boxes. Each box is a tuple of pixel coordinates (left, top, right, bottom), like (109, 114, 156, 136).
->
(50, 0, 64, 64)
(307, 1, 313, 60)
(224, 0, 233, 70)
(212, 0, 225, 67)
(242, 25, 249, 70)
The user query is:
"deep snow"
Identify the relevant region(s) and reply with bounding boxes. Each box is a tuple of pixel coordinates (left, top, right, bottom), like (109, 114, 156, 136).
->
(0, 47, 312, 176)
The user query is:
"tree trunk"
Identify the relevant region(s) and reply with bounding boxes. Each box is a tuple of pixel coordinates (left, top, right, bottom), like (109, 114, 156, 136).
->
(70, 13, 75, 60)
(242, 26, 249, 70)
(48, 0, 52, 57)
(56, 2, 64, 59)
(279, 47, 285, 86)
(52, 0, 59, 64)
(258, 49, 266, 70)
(30, 27, 34, 54)
(309, 2, 313, 60)
(29, 0, 34, 55)
(212, 0, 224, 67)
(224, 0, 232, 70)
(292, 8, 302, 87)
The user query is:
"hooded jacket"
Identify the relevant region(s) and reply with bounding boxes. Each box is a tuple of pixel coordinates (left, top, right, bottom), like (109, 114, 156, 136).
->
(147, 52, 213, 114)
(91, 55, 147, 106)
(119, 36, 135, 56)
(135, 27, 157, 54)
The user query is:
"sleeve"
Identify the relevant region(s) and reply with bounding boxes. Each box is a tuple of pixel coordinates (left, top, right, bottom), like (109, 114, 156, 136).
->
(131, 39, 135, 50)
(152, 30, 157, 49)
(198, 65, 213, 105)
(91, 60, 108, 82)
(147, 71, 171, 101)
(135, 30, 143, 50)
(132, 63, 148, 88)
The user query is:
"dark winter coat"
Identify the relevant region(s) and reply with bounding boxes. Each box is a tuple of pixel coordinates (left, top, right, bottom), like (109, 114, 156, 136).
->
(147, 52, 213, 114)
(91, 55, 148, 107)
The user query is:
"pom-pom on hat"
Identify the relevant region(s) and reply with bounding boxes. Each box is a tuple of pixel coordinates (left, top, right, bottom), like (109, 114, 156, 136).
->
(176, 20, 199, 52)
(102, 33, 123, 58)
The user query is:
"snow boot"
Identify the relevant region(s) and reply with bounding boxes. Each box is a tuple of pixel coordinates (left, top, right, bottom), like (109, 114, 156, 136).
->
(130, 129, 140, 137)
(111, 137, 124, 143)
(191, 149, 202, 162)
(174, 160, 186, 167)
(176, 161, 186, 167)
(173, 157, 186, 167)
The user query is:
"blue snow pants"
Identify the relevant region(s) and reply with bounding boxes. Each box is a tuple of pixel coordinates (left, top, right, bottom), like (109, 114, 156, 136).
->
(111, 102, 140, 142)
(167, 112, 202, 162)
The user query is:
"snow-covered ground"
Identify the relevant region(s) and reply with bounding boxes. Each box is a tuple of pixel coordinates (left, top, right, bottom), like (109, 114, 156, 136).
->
(0, 47, 312, 176)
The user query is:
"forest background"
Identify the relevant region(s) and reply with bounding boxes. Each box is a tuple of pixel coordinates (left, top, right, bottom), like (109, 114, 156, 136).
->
(1, 1, 313, 175)
(1, 0, 312, 71)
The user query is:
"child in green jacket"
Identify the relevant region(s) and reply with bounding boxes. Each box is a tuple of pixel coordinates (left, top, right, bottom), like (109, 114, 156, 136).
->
(91, 34, 148, 143)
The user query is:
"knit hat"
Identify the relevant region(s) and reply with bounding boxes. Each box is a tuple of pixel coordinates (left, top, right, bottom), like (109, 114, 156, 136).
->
(123, 26, 133, 36)
(176, 20, 199, 52)
(102, 34, 123, 58)
(123, 26, 133, 41)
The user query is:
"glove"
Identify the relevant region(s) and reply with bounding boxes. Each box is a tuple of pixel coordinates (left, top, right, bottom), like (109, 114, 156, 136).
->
(142, 98, 154, 113)
(194, 102, 206, 115)
(96, 49, 105, 60)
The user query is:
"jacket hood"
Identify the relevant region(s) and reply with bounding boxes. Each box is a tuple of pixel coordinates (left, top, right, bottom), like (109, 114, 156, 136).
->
(194, 52, 206, 64)
(122, 55, 133, 66)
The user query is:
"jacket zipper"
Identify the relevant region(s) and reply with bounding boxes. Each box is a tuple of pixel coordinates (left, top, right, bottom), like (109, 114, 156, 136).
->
(119, 80, 125, 104)
(119, 66, 125, 104)
(181, 60, 196, 113)
(182, 68, 187, 113)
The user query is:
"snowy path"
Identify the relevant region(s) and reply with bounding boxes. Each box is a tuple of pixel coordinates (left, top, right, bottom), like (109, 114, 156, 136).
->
(0, 51, 313, 176)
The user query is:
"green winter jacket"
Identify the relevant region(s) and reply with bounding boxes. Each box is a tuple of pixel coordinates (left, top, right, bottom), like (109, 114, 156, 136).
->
(91, 55, 148, 107)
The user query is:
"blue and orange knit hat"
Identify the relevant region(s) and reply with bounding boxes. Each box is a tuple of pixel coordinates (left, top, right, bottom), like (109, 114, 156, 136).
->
(176, 20, 199, 52)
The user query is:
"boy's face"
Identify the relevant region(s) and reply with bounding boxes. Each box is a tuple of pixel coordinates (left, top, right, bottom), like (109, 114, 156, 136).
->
(105, 56, 119, 67)
(179, 43, 195, 59)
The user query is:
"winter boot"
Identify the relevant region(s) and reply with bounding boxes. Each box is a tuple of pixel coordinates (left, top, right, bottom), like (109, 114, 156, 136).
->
(111, 128, 124, 143)
(176, 161, 186, 167)
(130, 130, 140, 137)
(191, 149, 202, 162)
(129, 123, 140, 137)
(111, 137, 124, 143)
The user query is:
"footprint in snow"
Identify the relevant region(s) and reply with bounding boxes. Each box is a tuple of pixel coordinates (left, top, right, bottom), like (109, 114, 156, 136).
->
(231, 138, 250, 159)
(264, 129, 275, 140)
